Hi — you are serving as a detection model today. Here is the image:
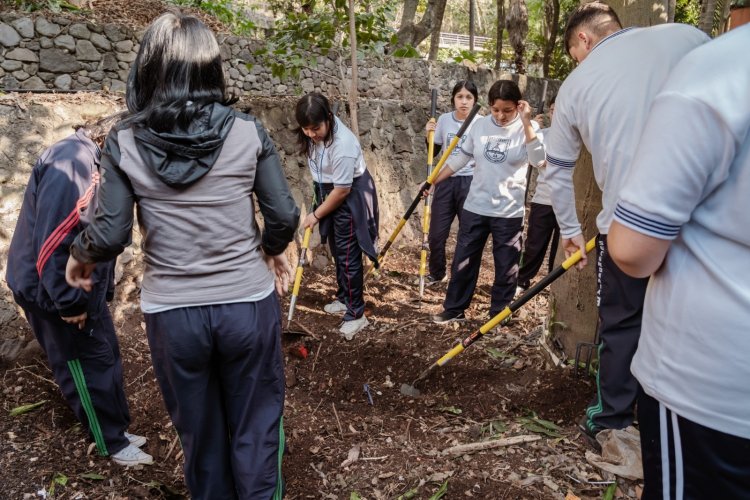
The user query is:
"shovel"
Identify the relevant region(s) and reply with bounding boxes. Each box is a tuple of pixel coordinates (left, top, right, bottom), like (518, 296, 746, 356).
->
(400, 237, 596, 397)
(365, 103, 482, 280)
(418, 89, 439, 301)
(285, 226, 312, 336)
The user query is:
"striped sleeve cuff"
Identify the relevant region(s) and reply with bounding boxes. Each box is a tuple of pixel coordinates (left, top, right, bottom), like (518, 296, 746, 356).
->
(614, 202, 681, 240)
(546, 154, 576, 169)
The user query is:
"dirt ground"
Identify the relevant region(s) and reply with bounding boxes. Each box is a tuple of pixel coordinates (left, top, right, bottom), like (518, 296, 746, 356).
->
(0, 2, 643, 498)
(0, 237, 644, 499)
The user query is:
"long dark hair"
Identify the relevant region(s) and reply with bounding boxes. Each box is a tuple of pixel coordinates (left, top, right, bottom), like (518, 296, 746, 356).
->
(295, 93, 335, 157)
(124, 12, 235, 131)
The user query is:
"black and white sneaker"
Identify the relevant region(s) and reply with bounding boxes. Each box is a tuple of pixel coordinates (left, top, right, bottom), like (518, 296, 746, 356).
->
(431, 311, 466, 324)
(424, 274, 448, 286)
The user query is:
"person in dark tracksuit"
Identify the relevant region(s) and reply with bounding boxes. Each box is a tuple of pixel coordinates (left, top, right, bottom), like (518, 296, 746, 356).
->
(430, 80, 545, 324)
(64, 13, 300, 500)
(296, 93, 379, 341)
(5, 121, 153, 467)
(422, 81, 482, 286)
(516, 99, 560, 293)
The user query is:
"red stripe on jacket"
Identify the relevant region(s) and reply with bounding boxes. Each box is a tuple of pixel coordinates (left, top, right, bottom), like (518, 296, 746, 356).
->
(36, 172, 100, 276)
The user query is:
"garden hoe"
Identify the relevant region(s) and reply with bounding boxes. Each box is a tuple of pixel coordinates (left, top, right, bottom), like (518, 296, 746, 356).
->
(417, 89, 439, 303)
(284, 223, 313, 336)
(364, 103, 482, 280)
(400, 237, 596, 397)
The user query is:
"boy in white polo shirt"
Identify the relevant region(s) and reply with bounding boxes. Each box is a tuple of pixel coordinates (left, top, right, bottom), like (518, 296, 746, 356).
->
(544, 2, 708, 440)
(609, 25, 750, 497)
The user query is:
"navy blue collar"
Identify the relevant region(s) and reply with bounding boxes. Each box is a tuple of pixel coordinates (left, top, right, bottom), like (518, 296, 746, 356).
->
(591, 27, 637, 54)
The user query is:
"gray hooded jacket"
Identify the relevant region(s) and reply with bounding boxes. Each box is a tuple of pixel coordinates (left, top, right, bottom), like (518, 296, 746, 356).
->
(71, 103, 300, 308)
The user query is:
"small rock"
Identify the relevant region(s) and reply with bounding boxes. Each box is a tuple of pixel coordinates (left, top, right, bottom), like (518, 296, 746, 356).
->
(0, 22, 21, 47)
(76, 39, 102, 61)
(68, 23, 90, 39)
(90, 32, 111, 51)
(12, 18, 34, 39)
(35, 18, 61, 37)
(54, 34, 76, 51)
(20, 76, 45, 90)
(5, 47, 38, 62)
(114, 39, 133, 52)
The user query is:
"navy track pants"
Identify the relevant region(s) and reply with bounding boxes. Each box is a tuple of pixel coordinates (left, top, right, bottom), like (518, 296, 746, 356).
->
(144, 294, 285, 500)
(22, 306, 130, 455)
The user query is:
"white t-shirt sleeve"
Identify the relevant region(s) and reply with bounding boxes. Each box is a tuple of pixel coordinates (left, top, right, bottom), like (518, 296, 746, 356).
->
(526, 121, 545, 167)
(330, 140, 358, 188)
(433, 113, 446, 146)
(545, 92, 585, 237)
(615, 93, 737, 239)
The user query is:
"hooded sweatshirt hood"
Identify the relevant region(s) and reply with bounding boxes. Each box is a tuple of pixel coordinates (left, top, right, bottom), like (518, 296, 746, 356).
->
(132, 102, 235, 188)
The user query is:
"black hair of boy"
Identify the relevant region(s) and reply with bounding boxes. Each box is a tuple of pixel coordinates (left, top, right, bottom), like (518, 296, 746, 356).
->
(563, 2, 622, 56)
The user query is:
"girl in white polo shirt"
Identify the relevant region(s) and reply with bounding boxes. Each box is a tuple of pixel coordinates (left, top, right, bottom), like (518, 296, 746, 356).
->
(296, 93, 379, 340)
(430, 80, 545, 323)
(422, 80, 482, 285)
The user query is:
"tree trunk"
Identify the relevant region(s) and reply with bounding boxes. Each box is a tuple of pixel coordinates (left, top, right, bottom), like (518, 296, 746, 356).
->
(494, 0, 505, 70)
(549, 0, 668, 359)
(348, 0, 359, 137)
(470, 0, 476, 52)
(428, 0, 449, 60)
(699, 0, 720, 35)
(541, 0, 560, 77)
(400, 0, 419, 30)
(507, 0, 528, 74)
(393, 0, 448, 49)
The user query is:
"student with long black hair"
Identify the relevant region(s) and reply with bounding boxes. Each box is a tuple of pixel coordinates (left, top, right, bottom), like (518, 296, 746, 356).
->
(65, 12, 299, 499)
(423, 80, 481, 285)
(295, 93, 379, 340)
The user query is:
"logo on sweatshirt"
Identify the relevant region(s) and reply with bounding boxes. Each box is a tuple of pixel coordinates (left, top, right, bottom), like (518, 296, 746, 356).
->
(484, 137, 510, 163)
(446, 133, 467, 155)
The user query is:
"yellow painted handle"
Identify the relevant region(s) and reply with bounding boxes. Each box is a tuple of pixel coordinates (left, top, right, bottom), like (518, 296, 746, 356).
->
(290, 227, 312, 297)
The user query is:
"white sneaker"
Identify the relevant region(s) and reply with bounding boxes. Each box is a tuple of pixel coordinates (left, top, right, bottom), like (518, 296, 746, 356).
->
(339, 316, 369, 341)
(324, 300, 348, 314)
(111, 443, 154, 466)
(125, 432, 147, 448)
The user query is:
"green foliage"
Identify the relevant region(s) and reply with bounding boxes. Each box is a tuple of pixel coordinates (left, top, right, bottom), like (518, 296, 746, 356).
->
(6, 0, 80, 12)
(48, 473, 68, 497)
(169, 0, 255, 34)
(256, 0, 410, 79)
(602, 481, 617, 500)
(9, 400, 48, 416)
(429, 480, 449, 500)
(675, 0, 701, 25)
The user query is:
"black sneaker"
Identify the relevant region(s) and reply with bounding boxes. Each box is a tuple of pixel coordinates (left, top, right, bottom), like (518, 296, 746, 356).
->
(424, 274, 448, 286)
(431, 311, 466, 324)
(577, 416, 603, 453)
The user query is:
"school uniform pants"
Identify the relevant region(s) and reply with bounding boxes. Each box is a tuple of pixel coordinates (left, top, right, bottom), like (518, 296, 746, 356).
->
(428, 175, 472, 280)
(21, 305, 130, 456)
(584, 235, 649, 432)
(517, 202, 560, 288)
(638, 389, 750, 499)
(144, 294, 285, 500)
(443, 210, 523, 318)
(328, 201, 365, 321)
